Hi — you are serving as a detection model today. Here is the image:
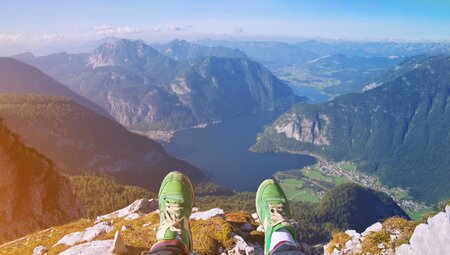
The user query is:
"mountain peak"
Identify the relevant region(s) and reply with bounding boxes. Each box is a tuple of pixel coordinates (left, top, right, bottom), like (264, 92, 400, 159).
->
(88, 39, 167, 69)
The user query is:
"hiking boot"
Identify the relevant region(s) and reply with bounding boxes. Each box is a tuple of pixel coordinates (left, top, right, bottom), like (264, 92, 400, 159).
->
(156, 171, 194, 251)
(256, 179, 297, 254)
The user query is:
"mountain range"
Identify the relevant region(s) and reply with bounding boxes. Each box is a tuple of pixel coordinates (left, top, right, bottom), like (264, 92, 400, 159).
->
(0, 58, 207, 190)
(152, 39, 248, 61)
(15, 39, 299, 136)
(251, 55, 450, 203)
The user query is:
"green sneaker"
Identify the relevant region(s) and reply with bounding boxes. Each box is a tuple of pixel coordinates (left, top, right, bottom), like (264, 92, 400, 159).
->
(156, 171, 194, 251)
(256, 179, 297, 254)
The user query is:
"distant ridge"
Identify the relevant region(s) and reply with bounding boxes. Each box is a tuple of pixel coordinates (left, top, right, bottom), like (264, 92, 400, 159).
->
(0, 57, 112, 119)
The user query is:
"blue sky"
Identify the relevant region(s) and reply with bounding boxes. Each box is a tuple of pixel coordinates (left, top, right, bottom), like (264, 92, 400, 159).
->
(1, 0, 449, 45)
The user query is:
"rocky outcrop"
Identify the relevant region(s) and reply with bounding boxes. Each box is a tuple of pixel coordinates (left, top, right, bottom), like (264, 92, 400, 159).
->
(273, 112, 331, 145)
(324, 206, 450, 255)
(96, 198, 158, 222)
(395, 206, 450, 255)
(58, 240, 115, 255)
(55, 222, 114, 246)
(190, 208, 225, 220)
(110, 231, 128, 254)
(0, 120, 83, 244)
(227, 235, 263, 255)
(0, 199, 267, 255)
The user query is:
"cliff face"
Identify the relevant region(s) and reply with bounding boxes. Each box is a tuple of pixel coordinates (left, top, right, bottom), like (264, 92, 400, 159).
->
(0, 119, 83, 244)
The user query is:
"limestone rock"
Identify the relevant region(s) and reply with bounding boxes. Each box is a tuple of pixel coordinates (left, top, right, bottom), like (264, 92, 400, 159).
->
(227, 235, 263, 255)
(251, 213, 260, 223)
(124, 213, 141, 220)
(33, 245, 48, 255)
(395, 206, 450, 255)
(256, 225, 264, 232)
(96, 199, 158, 222)
(58, 240, 114, 255)
(121, 225, 132, 231)
(190, 208, 225, 220)
(362, 222, 382, 237)
(110, 231, 127, 254)
(55, 221, 113, 246)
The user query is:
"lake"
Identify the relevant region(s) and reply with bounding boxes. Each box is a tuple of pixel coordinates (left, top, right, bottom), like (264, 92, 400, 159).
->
(288, 85, 331, 104)
(164, 111, 317, 191)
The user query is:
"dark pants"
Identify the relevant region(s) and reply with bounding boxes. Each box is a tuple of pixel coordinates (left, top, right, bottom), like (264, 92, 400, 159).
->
(147, 240, 305, 255)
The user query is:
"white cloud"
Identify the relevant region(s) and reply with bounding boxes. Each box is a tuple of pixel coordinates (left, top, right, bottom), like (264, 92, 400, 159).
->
(93, 24, 143, 36)
(0, 33, 30, 42)
(0, 33, 66, 43)
(170, 25, 192, 31)
(41, 33, 65, 42)
(116, 26, 143, 34)
(152, 26, 161, 32)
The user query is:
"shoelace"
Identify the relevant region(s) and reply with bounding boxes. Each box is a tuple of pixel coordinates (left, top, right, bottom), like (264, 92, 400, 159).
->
(269, 203, 288, 227)
(161, 201, 184, 235)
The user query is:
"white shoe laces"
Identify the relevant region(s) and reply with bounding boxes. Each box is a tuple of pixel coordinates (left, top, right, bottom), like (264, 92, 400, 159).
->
(268, 203, 288, 227)
(161, 201, 184, 235)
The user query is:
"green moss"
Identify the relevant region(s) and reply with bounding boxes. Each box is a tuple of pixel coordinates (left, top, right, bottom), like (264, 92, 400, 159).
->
(361, 229, 391, 255)
(383, 217, 417, 248)
(327, 232, 351, 254)
(191, 217, 234, 255)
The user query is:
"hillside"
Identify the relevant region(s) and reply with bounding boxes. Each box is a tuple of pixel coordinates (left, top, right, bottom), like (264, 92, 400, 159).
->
(0, 93, 208, 190)
(0, 57, 111, 119)
(251, 55, 450, 203)
(0, 119, 82, 244)
(67, 175, 156, 219)
(15, 39, 299, 134)
(0, 182, 411, 255)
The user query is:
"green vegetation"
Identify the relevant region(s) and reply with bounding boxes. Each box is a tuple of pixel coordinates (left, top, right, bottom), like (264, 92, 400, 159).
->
(340, 162, 356, 172)
(0, 210, 260, 255)
(68, 175, 155, 219)
(302, 168, 333, 183)
(326, 232, 351, 254)
(252, 55, 450, 203)
(274, 166, 350, 203)
(195, 182, 408, 244)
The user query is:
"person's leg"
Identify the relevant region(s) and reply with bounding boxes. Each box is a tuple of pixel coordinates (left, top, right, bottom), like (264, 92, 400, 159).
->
(148, 171, 194, 255)
(256, 179, 305, 255)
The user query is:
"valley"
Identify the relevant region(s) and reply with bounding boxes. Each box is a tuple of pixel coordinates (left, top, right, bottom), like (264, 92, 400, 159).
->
(275, 160, 430, 220)
(1, 2, 450, 254)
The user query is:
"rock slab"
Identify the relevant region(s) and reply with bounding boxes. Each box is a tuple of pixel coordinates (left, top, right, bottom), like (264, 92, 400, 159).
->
(395, 206, 450, 255)
(190, 208, 225, 220)
(96, 199, 158, 221)
(110, 231, 127, 254)
(58, 240, 114, 255)
(55, 222, 113, 246)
